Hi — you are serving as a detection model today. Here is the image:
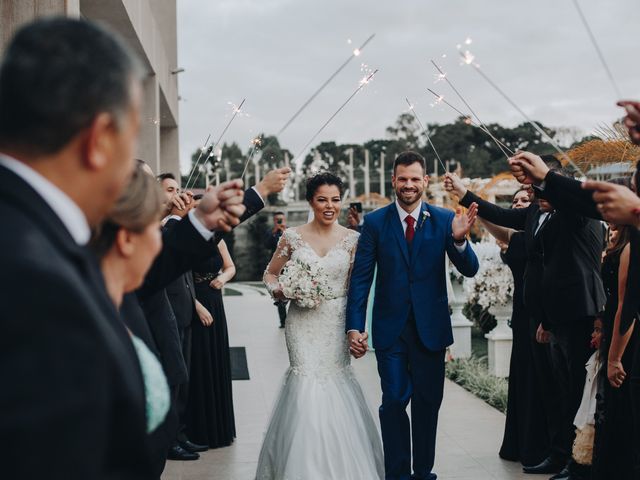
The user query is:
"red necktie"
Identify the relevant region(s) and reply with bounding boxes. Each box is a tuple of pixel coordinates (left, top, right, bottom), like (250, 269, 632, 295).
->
(405, 216, 415, 245)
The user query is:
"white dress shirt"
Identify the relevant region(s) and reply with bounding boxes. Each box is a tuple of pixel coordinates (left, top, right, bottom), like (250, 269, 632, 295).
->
(0, 154, 91, 245)
(534, 211, 550, 236)
(395, 200, 467, 252)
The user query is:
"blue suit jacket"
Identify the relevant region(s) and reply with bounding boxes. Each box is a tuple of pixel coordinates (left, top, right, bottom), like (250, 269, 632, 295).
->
(346, 202, 479, 351)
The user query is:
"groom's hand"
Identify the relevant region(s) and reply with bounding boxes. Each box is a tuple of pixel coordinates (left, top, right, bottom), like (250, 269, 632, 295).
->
(451, 203, 478, 242)
(348, 331, 368, 359)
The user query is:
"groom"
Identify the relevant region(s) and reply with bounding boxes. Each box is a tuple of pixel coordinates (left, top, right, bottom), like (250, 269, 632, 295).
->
(346, 151, 479, 480)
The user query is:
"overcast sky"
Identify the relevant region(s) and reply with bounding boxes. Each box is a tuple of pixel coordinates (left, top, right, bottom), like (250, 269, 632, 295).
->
(176, 0, 640, 173)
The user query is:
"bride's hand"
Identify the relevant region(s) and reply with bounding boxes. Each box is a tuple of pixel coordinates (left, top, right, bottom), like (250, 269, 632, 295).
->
(348, 331, 368, 358)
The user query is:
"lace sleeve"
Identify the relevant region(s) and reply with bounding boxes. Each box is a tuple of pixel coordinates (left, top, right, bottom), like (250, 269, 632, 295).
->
(346, 230, 360, 281)
(263, 230, 293, 297)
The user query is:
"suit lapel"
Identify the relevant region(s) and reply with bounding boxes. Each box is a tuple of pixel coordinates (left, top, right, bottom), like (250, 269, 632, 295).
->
(388, 205, 410, 266)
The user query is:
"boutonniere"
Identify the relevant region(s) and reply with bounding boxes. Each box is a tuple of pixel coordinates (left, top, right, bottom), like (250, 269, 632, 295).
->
(418, 210, 430, 229)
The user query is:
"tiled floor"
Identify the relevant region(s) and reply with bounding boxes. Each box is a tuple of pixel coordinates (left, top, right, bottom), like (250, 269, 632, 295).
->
(162, 288, 537, 480)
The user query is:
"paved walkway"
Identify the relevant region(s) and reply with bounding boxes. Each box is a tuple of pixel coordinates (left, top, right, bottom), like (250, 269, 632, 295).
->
(162, 288, 536, 480)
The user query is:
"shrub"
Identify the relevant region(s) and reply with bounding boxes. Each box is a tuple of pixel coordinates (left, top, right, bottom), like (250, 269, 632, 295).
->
(445, 356, 508, 413)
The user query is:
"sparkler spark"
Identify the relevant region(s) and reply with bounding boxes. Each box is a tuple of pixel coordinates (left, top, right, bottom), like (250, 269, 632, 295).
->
(430, 59, 512, 158)
(460, 50, 475, 65)
(426, 88, 514, 156)
(433, 72, 447, 84)
(353, 48, 361, 56)
(464, 37, 473, 45)
(459, 52, 585, 176)
(187, 98, 246, 189)
(292, 69, 379, 164)
(405, 98, 447, 173)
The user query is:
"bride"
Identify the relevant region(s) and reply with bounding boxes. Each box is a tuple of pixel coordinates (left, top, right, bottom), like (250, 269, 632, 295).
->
(257, 172, 384, 479)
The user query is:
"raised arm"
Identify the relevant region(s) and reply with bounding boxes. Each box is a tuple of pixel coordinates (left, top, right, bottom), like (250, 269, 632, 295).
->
(480, 219, 515, 244)
(444, 172, 529, 231)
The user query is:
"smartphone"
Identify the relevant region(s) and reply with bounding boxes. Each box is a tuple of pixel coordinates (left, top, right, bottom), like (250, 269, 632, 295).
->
(276, 218, 283, 225)
(349, 202, 363, 213)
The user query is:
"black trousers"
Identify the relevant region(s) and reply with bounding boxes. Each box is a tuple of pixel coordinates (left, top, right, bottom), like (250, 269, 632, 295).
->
(276, 301, 287, 327)
(528, 314, 564, 461)
(548, 320, 593, 460)
(174, 323, 193, 444)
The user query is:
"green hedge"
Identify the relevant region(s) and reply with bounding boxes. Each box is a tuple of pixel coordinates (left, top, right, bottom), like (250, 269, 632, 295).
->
(445, 356, 508, 413)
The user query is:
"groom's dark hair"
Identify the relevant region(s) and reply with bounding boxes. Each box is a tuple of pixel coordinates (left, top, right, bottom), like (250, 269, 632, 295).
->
(393, 151, 426, 174)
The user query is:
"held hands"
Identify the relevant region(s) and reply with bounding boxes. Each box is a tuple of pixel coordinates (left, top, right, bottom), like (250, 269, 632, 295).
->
(582, 180, 640, 227)
(255, 167, 292, 199)
(508, 152, 549, 185)
(348, 331, 369, 359)
(443, 173, 467, 198)
(193, 179, 246, 232)
(608, 359, 626, 388)
(451, 203, 478, 242)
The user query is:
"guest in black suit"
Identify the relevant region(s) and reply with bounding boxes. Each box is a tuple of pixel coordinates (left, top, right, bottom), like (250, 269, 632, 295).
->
(266, 211, 288, 328)
(0, 18, 153, 479)
(445, 166, 606, 478)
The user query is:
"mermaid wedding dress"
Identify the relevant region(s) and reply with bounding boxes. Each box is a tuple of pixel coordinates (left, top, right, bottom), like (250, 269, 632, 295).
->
(256, 228, 383, 480)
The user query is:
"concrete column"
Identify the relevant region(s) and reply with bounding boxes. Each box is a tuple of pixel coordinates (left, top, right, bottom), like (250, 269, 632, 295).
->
(160, 126, 179, 179)
(139, 74, 160, 173)
(485, 302, 513, 378)
(1, 0, 80, 51)
(379, 152, 386, 198)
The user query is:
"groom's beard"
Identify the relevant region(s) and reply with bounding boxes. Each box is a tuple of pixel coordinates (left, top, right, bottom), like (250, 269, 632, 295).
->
(396, 188, 423, 206)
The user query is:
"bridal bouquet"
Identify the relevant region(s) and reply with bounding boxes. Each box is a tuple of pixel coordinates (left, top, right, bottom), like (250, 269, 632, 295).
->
(279, 258, 332, 308)
(464, 242, 514, 308)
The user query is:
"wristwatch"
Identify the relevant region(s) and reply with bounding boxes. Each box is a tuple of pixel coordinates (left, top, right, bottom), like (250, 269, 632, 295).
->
(453, 235, 466, 246)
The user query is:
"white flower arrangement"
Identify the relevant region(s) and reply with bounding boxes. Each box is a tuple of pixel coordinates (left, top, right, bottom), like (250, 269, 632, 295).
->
(464, 241, 514, 308)
(279, 258, 333, 309)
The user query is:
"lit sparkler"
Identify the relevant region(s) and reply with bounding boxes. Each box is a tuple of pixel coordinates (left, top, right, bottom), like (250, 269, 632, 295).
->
(571, 0, 621, 98)
(430, 59, 512, 158)
(187, 98, 246, 189)
(426, 88, 514, 155)
(405, 98, 447, 173)
(292, 69, 379, 164)
(184, 134, 212, 189)
(276, 33, 375, 137)
(459, 51, 586, 176)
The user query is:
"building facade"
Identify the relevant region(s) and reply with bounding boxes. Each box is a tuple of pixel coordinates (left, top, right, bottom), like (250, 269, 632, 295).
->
(0, 0, 180, 177)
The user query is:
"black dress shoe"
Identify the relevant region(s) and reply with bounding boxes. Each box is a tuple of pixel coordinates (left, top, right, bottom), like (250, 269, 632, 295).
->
(522, 457, 565, 474)
(167, 445, 200, 461)
(549, 467, 570, 480)
(179, 439, 209, 453)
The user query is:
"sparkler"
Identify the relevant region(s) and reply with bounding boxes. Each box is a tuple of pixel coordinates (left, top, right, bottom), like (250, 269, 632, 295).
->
(292, 69, 379, 164)
(570, 0, 621, 99)
(183, 134, 212, 190)
(240, 34, 376, 180)
(276, 33, 375, 137)
(187, 98, 246, 189)
(460, 51, 586, 177)
(426, 88, 514, 155)
(404, 98, 447, 173)
(430, 59, 512, 159)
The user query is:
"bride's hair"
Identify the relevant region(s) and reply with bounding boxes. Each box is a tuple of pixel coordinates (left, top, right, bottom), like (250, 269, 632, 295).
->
(305, 172, 344, 201)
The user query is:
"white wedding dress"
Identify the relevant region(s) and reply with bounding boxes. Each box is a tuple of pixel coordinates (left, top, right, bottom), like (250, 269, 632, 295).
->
(257, 228, 384, 480)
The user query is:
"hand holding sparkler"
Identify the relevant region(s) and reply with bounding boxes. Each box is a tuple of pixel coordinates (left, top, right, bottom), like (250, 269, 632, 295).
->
(617, 100, 640, 145)
(193, 179, 246, 232)
(581, 180, 640, 227)
(451, 203, 478, 243)
(508, 152, 551, 185)
(254, 167, 292, 199)
(443, 172, 468, 198)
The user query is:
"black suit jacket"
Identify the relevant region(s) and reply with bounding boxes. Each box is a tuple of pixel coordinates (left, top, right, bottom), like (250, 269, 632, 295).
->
(0, 165, 153, 479)
(537, 172, 640, 333)
(461, 190, 606, 328)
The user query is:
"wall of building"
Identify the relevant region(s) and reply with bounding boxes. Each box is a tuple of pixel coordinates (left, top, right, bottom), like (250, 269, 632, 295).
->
(0, 0, 180, 178)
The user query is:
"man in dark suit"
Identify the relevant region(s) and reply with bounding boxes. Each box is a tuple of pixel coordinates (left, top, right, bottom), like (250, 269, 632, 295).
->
(266, 211, 288, 328)
(0, 18, 246, 480)
(446, 167, 606, 478)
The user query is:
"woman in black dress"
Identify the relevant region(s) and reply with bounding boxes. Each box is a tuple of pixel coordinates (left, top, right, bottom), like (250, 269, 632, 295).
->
(185, 239, 237, 448)
(592, 224, 636, 479)
(481, 188, 550, 466)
